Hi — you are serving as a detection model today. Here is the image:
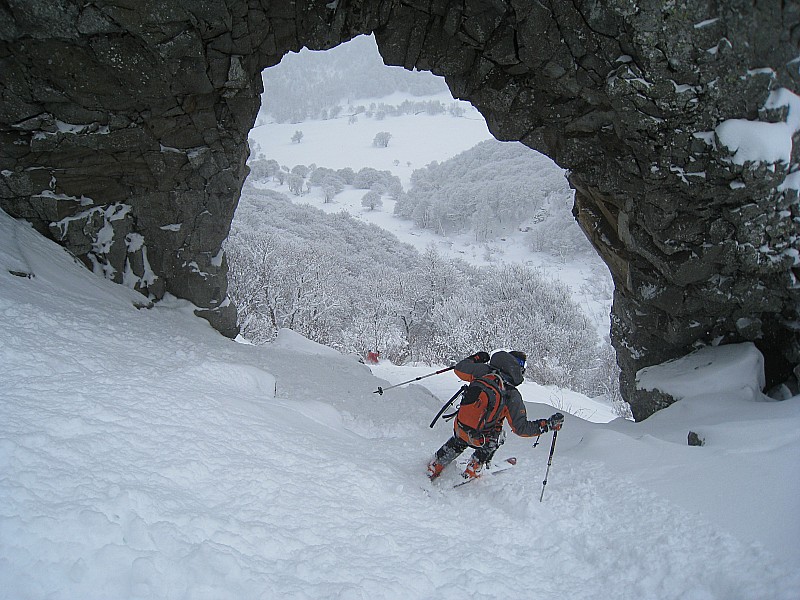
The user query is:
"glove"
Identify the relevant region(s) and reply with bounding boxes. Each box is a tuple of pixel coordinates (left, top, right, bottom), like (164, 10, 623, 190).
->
(548, 412, 565, 431)
(536, 419, 549, 434)
(468, 351, 490, 363)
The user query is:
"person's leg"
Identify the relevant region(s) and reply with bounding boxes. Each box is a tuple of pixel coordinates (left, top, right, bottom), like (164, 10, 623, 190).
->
(464, 431, 505, 478)
(427, 436, 469, 480)
(473, 437, 502, 463)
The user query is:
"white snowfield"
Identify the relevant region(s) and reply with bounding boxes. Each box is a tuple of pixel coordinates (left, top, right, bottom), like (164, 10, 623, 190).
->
(1, 208, 798, 599)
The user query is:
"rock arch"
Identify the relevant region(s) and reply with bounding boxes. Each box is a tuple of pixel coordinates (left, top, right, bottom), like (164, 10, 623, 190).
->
(1, 2, 797, 419)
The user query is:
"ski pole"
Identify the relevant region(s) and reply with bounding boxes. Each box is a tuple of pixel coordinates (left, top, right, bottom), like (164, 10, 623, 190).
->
(539, 430, 558, 502)
(429, 385, 466, 428)
(373, 366, 455, 395)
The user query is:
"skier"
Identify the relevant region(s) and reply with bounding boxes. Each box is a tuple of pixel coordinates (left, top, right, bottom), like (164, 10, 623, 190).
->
(427, 350, 564, 481)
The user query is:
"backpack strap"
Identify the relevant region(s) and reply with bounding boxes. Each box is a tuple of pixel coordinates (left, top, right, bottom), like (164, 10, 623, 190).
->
(478, 373, 505, 429)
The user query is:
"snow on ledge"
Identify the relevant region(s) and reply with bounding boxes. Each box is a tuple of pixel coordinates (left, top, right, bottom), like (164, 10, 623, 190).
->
(271, 328, 342, 357)
(636, 342, 765, 401)
(715, 119, 793, 164)
(715, 87, 800, 166)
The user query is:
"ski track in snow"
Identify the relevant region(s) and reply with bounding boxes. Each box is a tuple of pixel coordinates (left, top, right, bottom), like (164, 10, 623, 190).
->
(2, 210, 799, 598)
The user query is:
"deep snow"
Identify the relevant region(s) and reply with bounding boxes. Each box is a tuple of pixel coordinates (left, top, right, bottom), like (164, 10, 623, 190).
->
(2, 205, 799, 599)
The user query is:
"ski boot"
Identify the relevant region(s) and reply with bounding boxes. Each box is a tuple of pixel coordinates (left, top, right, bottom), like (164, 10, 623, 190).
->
(427, 459, 445, 481)
(462, 457, 484, 480)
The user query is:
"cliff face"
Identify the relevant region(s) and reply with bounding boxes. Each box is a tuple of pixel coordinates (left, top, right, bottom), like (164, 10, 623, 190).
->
(1, 1, 797, 418)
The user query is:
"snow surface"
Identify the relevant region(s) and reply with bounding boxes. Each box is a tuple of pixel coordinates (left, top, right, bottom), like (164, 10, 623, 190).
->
(2, 207, 799, 599)
(637, 343, 766, 400)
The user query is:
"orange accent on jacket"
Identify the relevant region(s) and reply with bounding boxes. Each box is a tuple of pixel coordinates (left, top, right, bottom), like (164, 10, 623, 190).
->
(453, 357, 547, 439)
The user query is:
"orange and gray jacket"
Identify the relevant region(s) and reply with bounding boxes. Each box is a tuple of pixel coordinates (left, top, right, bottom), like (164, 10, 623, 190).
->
(453, 351, 547, 438)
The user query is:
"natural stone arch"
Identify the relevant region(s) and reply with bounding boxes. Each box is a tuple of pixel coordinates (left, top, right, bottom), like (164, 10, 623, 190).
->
(1, 2, 797, 420)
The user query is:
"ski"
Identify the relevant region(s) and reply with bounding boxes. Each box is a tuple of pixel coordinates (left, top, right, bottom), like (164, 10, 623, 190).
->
(453, 457, 517, 488)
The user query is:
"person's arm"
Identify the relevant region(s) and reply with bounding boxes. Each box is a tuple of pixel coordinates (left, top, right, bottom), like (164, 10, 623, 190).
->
(453, 352, 491, 382)
(504, 390, 564, 437)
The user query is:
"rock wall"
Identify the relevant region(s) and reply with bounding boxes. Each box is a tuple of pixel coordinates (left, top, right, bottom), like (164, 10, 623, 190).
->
(1, 1, 798, 419)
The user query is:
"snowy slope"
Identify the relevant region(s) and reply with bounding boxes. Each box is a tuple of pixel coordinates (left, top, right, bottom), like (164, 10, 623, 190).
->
(2, 208, 799, 599)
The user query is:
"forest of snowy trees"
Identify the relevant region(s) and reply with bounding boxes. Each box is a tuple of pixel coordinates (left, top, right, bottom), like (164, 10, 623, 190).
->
(226, 187, 620, 401)
(247, 139, 596, 259)
(395, 140, 593, 257)
(261, 34, 448, 124)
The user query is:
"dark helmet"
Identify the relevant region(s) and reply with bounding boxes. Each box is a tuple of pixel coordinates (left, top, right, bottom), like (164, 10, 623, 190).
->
(489, 350, 526, 386)
(509, 351, 527, 369)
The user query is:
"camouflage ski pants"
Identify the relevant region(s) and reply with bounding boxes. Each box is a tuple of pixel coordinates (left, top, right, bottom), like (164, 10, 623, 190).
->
(433, 429, 505, 467)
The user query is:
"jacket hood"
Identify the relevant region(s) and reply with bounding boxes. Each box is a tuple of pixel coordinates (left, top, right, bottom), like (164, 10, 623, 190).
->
(490, 351, 524, 386)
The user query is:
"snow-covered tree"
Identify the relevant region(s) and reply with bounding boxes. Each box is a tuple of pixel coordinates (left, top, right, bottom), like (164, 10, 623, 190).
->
(224, 230, 284, 344)
(248, 137, 262, 159)
(448, 103, 466, 118)
(247, 160, 269, 183)
(309, 167, 335, 186)
(372, 132, 392, 148)
(361, 191, 383, 211)
(396, 140, 585, 250)
(288, 173, 304, 196)
(336, 167, 356, 185)
(265, 159, 281, 180)
(291, 164, 310, 178)
(247, 158, 280, 182)
(353, 167, 400, 192)
(341, 266, 407, 362)
(321, 174, 345, 203)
